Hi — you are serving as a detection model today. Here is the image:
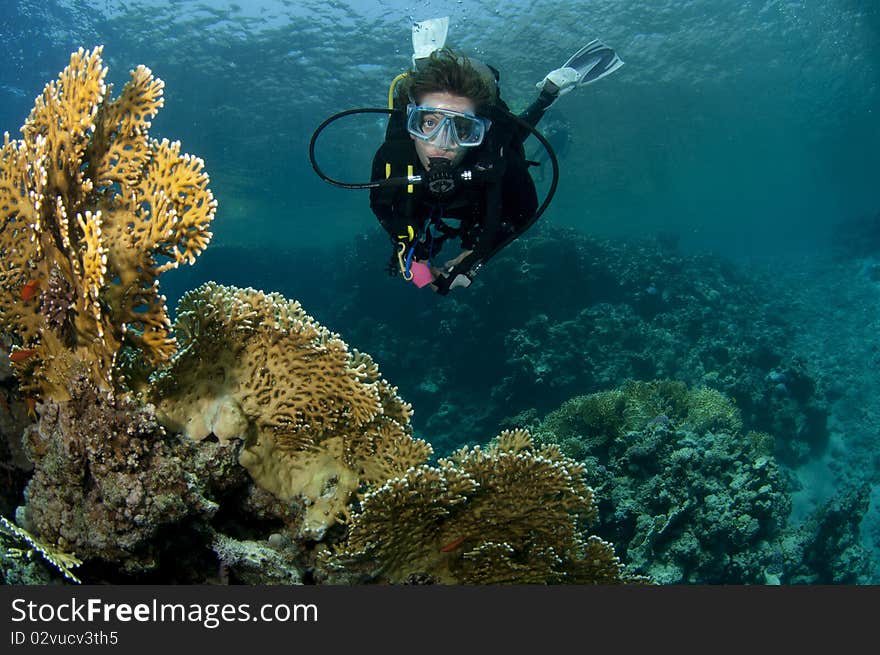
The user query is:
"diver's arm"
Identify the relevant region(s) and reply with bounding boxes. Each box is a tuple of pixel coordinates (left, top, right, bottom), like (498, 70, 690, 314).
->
(434, 162, 538, 296)
(369, 189, 403, 240)
(502, 158, 540, 230)
(478, 155, 538, 255)
(514, 88, 558, 142)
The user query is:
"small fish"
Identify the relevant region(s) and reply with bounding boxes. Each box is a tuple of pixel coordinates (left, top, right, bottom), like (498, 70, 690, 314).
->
(9, 348, 37, 363)
(440, 536, 466, 553)
(25, 397, 36, 420)
(20, 280, 41, 301)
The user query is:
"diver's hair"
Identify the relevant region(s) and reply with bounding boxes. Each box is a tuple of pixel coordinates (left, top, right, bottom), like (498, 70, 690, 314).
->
(400, 47, 497, 112)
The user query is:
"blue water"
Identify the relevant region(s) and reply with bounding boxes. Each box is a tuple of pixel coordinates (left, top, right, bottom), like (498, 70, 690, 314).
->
(2, 0, 879, 582)
(2, 0, 877, 256)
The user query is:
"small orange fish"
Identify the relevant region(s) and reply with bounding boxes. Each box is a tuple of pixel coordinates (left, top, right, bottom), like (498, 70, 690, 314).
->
(20, 280, 41, 302)
(9, 348, 37, 363)
(25, 397, 36, 420)
(440, 536, 466, 553)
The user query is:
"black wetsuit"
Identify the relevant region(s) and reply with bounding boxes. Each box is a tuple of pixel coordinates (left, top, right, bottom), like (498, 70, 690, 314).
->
(369, 90, 555, 286)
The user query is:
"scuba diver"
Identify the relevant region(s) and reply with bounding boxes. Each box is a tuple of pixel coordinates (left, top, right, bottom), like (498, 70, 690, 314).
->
(310, 17, 623, 295)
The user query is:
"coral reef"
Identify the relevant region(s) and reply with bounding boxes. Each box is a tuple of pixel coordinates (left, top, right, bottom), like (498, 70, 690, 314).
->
(756, 254, 880, 580)
(781, 483, 874, 584)
(149, 282, 432, 539)
(333, 429, 640, 584)
(0, 46, 216, 403)
(182, 227, 829, 463)
(0, 47, 218, 578)
(3, 48, 866, 586)
(21, 375, 218, 573)
(488, 231, 829, 467)
(533, 380, 792, 584)
(212, 533, 303, 585)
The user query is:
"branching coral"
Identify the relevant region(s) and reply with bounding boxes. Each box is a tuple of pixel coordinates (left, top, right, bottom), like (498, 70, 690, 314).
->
(0, 46, 216, 402)
(336, 429, 637, 584)
(150, 282, 432, 538)
(0, 47, 221, 577)
(0, 515, 82, 583)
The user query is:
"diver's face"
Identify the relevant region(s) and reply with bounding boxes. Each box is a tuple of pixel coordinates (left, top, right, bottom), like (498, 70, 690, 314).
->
(411, 91, 474, 170)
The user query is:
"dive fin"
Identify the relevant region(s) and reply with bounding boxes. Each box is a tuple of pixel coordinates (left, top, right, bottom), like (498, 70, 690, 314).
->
(537, 39, 624, 99)
(412, 16, 449, 68)
(561, 39, 624, 86)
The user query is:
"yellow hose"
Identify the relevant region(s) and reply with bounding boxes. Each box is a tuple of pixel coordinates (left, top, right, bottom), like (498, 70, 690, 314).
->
(388, 72, 408, 109)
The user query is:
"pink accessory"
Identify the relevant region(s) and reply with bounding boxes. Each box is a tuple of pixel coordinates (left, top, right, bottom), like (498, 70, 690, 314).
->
(410, 261, 436, 288)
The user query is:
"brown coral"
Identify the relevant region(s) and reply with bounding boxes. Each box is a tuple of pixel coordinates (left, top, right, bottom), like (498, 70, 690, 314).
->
(21, 375, 218, 572)
(0, 46, 216, 402)
(337, 429, 636, 584)
(150, 282, 432, 539)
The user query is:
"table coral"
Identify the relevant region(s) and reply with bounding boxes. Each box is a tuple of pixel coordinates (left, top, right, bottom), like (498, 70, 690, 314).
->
(150, 282, 432, 539)
(0, 46, 216, 402)
(336, 428, 638, 584)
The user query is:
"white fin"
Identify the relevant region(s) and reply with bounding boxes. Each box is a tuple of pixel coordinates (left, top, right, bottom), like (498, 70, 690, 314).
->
(412, 16, 449, 66)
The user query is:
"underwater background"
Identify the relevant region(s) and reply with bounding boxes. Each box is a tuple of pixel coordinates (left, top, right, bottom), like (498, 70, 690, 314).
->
(1, 0, 879, 584)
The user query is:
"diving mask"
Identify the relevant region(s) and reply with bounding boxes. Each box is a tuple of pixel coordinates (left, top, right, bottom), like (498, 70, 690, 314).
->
(406, 104, 492, 149)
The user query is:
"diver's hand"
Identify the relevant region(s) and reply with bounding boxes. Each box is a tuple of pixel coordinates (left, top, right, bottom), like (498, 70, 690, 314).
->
(423, 260, 443, 280)
(537, 67, 579, 98)
(442, 249, 473, 272)
(417, 259, 444, 294)
(408, 258, 437, 289)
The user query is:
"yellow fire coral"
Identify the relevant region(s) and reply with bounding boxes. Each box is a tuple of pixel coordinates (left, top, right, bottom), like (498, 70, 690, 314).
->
(0, 46, 216, 402)
(150, 282, 432, 538)
(338, 429, 636, 584)
(1, 515, 82, 584)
